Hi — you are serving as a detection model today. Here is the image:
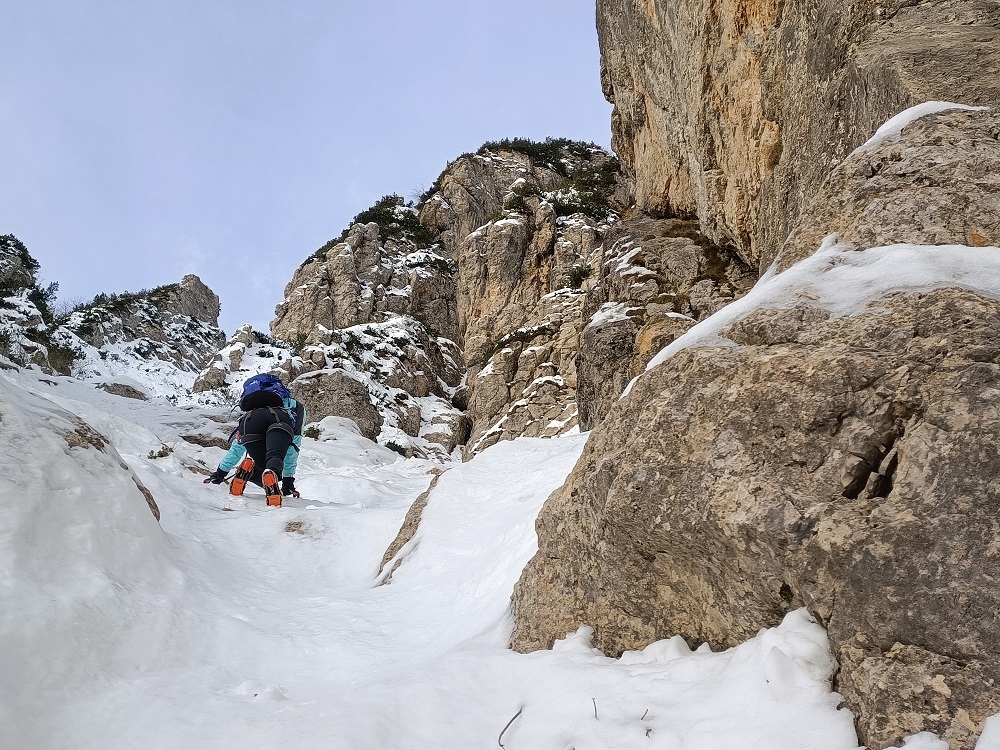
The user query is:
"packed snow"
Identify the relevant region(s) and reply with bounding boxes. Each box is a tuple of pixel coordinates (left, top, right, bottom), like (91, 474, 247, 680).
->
(589, 301, 637, 327)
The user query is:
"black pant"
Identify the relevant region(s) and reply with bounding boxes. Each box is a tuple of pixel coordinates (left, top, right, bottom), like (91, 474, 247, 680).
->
(238, 407, 293, 481)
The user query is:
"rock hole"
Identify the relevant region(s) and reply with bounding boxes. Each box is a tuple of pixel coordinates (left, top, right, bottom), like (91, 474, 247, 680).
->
(779, 582, 794, 605)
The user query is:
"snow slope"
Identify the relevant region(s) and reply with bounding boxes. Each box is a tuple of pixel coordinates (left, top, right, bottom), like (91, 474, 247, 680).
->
(0, 364, 867, 749)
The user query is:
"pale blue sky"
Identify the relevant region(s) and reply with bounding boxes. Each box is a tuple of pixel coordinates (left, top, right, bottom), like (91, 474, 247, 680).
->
(1, 1, 612, 335)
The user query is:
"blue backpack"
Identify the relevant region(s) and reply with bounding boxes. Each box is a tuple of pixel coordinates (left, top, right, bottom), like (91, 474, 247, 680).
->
(242, 373, 291, 401)
(239, 374, 295, 421)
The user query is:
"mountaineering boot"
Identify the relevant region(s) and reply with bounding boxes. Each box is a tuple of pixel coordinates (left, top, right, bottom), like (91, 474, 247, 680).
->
(262, 469, 282, 507)
(229, 456, 255, 496)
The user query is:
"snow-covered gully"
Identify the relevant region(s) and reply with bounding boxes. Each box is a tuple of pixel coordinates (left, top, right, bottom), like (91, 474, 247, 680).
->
(4, 366, 866, 749)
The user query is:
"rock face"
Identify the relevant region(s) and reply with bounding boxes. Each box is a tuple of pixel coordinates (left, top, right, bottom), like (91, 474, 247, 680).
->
(597, 0, 1000, 269)
(464, 289, 587, 455)
(273, 220, 460, 344)
(419, 148, 573, 262)
(513, 285, 1000, 748)
(512, 104, 1000, 749)
(162, 274, 222, 327)
(575, 215, 755, 429)
(778, 106, 1000, 270)
(434, 146, 632, 454)
(377, 470, 443, 584)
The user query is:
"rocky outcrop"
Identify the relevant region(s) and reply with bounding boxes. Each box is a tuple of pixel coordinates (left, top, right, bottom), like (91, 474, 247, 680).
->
(1, 241, 224, 382)
(289, 369, 383, 440)
(273, 219, 460, 345)
(378, 470, 444, 584)
(512, 105, 1000, 749)
(60, 413, 160, 523)
(575, 215, 755, 429)
(597, 0, 1000, 270)
(0, 235, 72, 373)
(419, 149, 569, 261)
(161, 274, 222, 327)
(439, 145, 758, 451)
(465, 290, 587, 456)
(96, 383, 149, 400)
(193, 324, 269, 393)
(0, 234, 38, 292)
(428, 147, 627, 454)
(777, 106, 1000, 270)
(61, 277, 226, 377)
(513, 283, 1000, 748)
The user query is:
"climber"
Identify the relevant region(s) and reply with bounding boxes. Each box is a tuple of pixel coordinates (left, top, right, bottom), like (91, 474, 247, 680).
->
(203, 374, 307, 506)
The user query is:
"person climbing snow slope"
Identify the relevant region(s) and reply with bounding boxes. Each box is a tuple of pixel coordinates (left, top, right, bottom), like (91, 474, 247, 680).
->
(203, 374, 306, 507)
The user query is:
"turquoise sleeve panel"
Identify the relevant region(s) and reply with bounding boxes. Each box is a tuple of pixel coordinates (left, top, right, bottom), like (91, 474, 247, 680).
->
(283, 435, 302, 477)
(219, 442, 247, 472)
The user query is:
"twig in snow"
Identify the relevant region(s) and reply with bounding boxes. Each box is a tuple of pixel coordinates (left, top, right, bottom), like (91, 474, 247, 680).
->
(498, 707, 523, 748)
(592, 697, 598, 719)
(641, 708, 648, 720)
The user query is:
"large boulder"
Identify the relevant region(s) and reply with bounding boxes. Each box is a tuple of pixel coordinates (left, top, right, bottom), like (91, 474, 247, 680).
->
(597, 0, 1000, 269)
(290, 370, 383, 440)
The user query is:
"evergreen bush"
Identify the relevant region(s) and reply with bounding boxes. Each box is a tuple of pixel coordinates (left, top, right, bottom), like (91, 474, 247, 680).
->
(565, 264, 592, 289)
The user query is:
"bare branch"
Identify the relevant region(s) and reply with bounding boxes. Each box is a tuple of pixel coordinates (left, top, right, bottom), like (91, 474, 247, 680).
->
(498, 707, 523, 748)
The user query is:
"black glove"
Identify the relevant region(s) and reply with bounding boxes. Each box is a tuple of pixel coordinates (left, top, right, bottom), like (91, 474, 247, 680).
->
(203, 467, 227, 484)
(282, 477, 300, 497)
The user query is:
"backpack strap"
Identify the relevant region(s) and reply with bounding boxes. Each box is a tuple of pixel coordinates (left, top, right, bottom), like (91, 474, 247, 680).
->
(236, 412, 261, 444)
(266, 409, 294, 439)
(238, 407, 295, 445)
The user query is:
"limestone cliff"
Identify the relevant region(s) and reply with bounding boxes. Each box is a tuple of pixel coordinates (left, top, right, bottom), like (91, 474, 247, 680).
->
(451, 145, 618, 454)
(432, 142, 754, 454)
(512, 99, 1000, 750)
(597, 0, 1000, 270)
(260, 140, 724, 456)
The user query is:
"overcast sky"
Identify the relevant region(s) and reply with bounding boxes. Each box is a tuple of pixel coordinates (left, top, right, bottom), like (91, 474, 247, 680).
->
(1, 1, 612, 335)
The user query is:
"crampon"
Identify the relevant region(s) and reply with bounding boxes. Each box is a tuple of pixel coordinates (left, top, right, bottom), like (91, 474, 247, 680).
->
(229, 456, 255, 497)
(262, 469, 282, 507)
